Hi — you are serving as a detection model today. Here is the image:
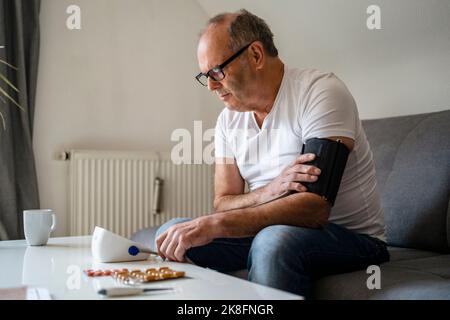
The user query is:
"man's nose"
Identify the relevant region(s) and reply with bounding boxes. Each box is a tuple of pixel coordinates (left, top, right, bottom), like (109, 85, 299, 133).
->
(207, 77, 221, 91)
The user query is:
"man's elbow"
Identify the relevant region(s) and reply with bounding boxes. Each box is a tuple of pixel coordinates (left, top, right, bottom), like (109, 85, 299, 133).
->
(315, 203, 331, 228)
(289, 192, 331, 228)
(213, 197, 224, 212)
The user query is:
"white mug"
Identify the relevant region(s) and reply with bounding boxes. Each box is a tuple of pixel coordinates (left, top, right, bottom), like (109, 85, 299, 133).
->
(23, 209, 56, 246)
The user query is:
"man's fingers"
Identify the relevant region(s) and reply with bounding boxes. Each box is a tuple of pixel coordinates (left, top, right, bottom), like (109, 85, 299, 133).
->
(289, 153, 314, 166)
(164, 235, 179, 261)
(158, 232, 172, 260)
(287, 164, 321, 176)
(285, 182, 307, 192)
(174, 242, 187, 262)
(155, 232, 168, 259)
(292, 173, 318, 183)
(294, 153, 315, 164)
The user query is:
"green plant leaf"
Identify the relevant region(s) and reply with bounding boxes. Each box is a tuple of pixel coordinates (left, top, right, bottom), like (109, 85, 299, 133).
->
(0, 110, 5, 130)
(0, 72, 19, 92)
(0, 58, 22, 130)
(0, 58, 18, 70)
(0, 86, 24, 111)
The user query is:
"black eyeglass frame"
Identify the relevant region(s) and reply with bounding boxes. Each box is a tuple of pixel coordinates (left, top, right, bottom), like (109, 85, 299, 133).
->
(195, 42, 253, 86)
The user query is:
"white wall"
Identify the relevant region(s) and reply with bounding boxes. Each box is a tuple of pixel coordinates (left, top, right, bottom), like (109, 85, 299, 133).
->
(34, 0, 223, 236)
(197, 0, 450, 119)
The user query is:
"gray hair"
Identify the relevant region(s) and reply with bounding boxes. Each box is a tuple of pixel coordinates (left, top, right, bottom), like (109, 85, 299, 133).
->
(206, 9, 278, 57)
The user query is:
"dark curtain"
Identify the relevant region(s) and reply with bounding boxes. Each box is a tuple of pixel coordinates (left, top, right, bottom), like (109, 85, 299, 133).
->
(0, 0, 40, 240)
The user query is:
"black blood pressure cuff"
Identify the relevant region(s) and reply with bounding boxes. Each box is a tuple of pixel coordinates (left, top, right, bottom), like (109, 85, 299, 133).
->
(300, 137, 350, 206)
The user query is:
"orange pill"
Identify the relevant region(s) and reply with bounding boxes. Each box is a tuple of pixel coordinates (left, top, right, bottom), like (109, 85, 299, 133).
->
(94, 271, 104, 276)
(144, 275, 157, 281)
(174, 271, 185, 277)
(87, 271, 95, 277)
(103, 270, 112, 276)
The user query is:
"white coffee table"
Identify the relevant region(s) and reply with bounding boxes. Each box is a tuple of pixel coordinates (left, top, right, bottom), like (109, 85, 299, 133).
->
(0, 236, 302, 300)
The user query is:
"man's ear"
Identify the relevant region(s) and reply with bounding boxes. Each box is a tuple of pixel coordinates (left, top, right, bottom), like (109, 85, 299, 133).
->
(248, 41, 265, 70)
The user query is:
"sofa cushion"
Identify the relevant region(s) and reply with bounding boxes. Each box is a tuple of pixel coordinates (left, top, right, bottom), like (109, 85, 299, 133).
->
(388, 246, 439, 262)
(313, 256, 450, 300)
(362, 110, 450, 253)
(227, 249, 448, 280)
(386, 254, 450, 279)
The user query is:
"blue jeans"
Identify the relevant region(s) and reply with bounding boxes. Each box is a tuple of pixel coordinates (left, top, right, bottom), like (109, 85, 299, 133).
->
(156, 218, 390, 299)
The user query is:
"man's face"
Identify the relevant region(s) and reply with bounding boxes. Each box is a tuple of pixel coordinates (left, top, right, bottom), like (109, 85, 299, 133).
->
(197, 29, 254, 112)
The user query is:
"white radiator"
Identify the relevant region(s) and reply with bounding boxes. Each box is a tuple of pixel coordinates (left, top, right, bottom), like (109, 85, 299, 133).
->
(69, 150, 214, 238)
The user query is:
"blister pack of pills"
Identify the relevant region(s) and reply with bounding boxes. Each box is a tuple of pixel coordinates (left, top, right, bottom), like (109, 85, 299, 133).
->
(84, 267, 185, 284)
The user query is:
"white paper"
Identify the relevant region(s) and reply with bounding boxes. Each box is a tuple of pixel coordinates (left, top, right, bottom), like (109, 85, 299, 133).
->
(26, 287, 52, 300)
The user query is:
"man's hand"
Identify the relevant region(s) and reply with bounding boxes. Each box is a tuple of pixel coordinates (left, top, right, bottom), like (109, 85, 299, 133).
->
(259, 153, 321, 202)
(156, 216, 218, 262)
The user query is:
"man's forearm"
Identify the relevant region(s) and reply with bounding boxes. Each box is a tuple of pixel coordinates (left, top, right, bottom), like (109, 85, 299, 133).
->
(212, 192, 330, 238)
(213, 187, 267, 212)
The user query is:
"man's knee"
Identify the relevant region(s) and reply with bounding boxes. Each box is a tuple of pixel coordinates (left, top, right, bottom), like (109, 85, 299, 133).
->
(155, 217, 192, 239)
(248, 224, 325, 277)
(249, 225, 288, 261)
(249, 225, 314, 263)
(248, 225, 315, 296)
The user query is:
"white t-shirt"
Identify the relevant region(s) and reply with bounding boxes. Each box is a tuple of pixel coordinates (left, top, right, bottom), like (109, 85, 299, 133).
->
(215, 66, 386, 241)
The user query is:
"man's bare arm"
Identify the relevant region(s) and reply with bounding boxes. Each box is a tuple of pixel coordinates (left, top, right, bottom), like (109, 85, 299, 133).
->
(213, 155, 321, 212)
(213, 159, 262, 211)
(213, 136, 354, 212)
(213, 192, 331, 238)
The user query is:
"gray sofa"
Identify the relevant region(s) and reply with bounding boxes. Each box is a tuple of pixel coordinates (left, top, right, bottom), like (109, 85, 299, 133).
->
(313, 110, 450, 299)
(132, 110, 450, 299)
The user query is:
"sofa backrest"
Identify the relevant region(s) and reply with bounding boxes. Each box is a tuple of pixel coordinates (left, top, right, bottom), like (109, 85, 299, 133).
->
(362, 110, 450, 253)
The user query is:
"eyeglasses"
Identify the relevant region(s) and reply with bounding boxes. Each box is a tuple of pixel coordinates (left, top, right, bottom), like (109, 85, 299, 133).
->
(195, 42, 253, 87)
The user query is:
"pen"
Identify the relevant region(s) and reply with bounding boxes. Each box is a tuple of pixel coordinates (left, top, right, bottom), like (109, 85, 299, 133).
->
(98, 287, 173, 297)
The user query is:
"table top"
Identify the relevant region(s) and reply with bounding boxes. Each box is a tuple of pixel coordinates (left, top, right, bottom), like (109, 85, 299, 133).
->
(0, 236, 302, 300)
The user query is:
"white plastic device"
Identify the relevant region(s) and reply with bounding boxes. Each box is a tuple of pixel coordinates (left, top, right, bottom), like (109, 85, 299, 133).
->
(91, 226, 156, 263)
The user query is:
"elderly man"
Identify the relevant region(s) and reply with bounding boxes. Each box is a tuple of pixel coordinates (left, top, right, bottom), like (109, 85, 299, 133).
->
(156, 9, 389, 298)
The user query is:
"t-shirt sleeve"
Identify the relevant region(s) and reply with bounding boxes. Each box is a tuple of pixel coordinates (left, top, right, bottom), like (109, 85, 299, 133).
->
(214, 110, 235, 161)
(300, 73, 358, 141)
